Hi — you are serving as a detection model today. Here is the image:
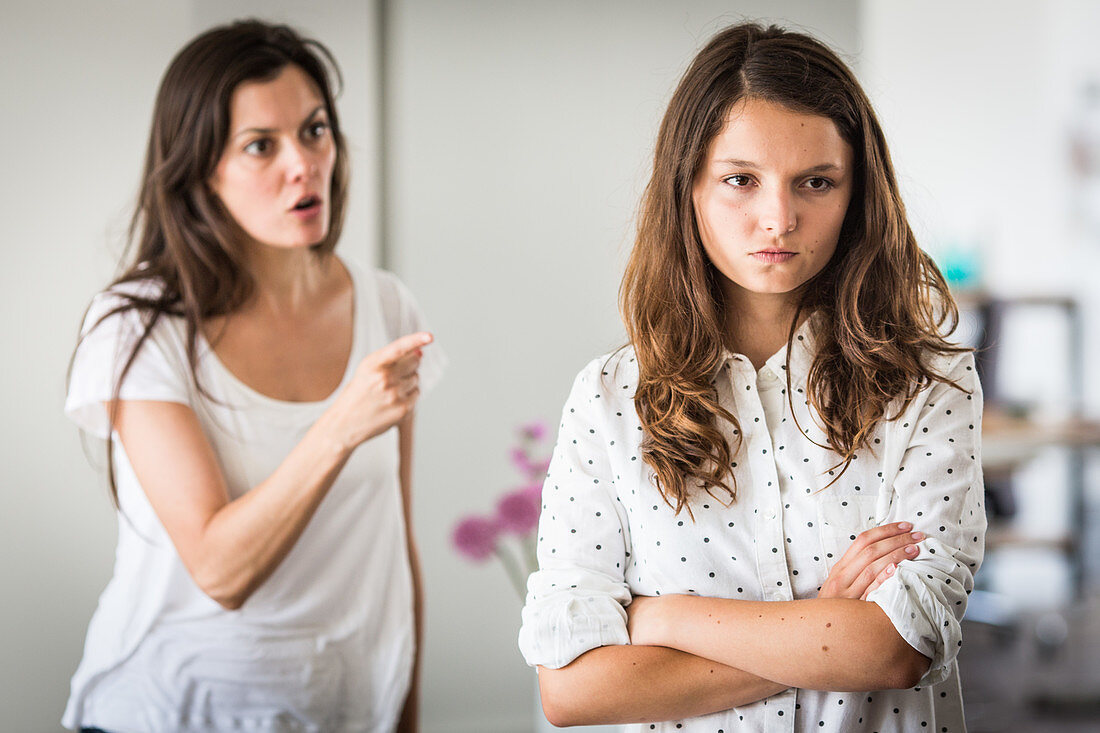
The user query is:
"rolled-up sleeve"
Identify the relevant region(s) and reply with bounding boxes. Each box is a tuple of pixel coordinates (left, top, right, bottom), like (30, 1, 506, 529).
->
(518, 359, 633, 669)
(867, 351, 986, 686)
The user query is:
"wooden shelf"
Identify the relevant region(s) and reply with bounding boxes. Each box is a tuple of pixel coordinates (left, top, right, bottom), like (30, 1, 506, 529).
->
(982, 409, 1100, 476)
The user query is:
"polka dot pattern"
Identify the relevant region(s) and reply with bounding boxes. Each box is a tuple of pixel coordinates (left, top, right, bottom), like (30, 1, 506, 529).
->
(519, 329, 984, 733)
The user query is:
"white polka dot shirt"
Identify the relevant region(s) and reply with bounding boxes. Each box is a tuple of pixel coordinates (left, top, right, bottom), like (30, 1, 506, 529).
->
(519, 321, 985, 733)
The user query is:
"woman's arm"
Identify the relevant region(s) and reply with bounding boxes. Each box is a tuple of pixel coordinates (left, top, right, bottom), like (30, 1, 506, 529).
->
(113, 332, 430, 610)
(539, 521, 924, 725)
(625, 524, 935, 692)
(628, 595, 930, 691)
(538, 645, 787, 727)
(396, 413, 422, 733)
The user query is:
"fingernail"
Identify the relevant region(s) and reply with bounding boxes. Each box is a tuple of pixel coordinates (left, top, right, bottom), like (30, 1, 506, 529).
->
(911, 532, 925, 541)
(905, 544, 918, 555)
(898, 522, 912, 531)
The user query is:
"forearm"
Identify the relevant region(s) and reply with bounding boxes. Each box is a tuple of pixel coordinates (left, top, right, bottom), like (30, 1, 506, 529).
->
(398, 542, 422, 732)
(192, 409, 353, 608)
(397, 416, 421, 732)
(537, 644, 787, 727)
(642, 596, 929, 691)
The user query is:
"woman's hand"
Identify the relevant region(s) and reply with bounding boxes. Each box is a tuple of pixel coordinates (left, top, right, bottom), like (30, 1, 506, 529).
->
(326, 331, 432, 449)
(818, 522, 924, 601)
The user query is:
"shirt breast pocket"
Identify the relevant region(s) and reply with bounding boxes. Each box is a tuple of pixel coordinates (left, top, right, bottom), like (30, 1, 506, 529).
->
(817, 494, 881, 570)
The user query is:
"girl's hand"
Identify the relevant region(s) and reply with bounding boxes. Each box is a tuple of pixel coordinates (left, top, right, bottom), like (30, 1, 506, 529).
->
(327, 331, 432, 449)
(817, 522, 924, 601)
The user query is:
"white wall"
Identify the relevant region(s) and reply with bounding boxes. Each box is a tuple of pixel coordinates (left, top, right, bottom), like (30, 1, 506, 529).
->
(860, 0, 1100, 414)
(1, 3, 192, 727)
(386, 2, 859, 730)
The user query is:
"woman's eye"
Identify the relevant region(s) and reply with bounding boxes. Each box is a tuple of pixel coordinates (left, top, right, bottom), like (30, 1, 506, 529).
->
(724, 174, 753, 188)
(243, 139, 272, 156)
(307, 120, 329, 139)
(805, 177, 833, 191)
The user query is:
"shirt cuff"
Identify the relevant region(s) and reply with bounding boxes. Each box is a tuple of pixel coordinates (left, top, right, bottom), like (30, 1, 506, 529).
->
(866, 562, 960, 687)
(518, 592, 630, 669)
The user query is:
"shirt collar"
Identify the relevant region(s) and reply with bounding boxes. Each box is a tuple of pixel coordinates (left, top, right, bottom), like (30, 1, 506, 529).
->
(721, 311, 821, 382)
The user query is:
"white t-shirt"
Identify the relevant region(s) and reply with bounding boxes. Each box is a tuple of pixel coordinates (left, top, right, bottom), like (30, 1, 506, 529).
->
(519, 317, 985, 732)
(63, 259, 445, 733)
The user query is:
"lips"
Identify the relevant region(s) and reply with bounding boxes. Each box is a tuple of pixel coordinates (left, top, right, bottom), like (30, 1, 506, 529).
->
(291, 194, 320, 211)
(751, 249, 796, 264)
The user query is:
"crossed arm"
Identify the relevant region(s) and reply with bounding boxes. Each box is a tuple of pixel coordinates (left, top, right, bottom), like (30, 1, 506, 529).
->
(536, 523, 931, 727)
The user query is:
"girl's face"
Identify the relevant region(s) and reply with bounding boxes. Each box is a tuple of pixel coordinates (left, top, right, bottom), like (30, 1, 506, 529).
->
(692, 97, 853, 312)
(208, 64, 336, 252)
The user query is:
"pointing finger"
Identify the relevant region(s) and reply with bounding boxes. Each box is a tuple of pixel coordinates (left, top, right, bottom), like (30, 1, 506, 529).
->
(371, 332, 433, 367)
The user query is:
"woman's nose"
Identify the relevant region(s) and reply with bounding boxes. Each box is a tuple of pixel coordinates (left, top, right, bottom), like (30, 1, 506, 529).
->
(758, 189, 797, 234)
(285, 142, 317, 181)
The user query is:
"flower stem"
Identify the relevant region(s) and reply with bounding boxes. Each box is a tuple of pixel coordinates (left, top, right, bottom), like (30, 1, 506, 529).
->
(494, 543, 528, 600)
(523, 535, 538, 576)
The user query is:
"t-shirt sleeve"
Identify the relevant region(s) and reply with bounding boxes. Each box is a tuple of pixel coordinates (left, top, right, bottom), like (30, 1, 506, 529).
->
(374, 270, 447, 395)
(65, 291, 192, 439)
(517, 358, 633, 669)
(866, 351, 986, 686)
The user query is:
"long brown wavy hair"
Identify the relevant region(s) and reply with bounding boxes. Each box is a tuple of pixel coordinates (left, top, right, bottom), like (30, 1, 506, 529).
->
(71, 20, 349, 506)
(621, 22, 966, 514)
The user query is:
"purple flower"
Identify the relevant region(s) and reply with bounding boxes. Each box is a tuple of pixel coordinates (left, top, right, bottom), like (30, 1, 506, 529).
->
(520, 420, 548, 441)
(495, 484, 543, 536)
(452, 516, 500, 561)
(509, 447, 532, 474)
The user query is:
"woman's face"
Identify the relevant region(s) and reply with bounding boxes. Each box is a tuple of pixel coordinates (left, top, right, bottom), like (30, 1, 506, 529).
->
(692, 97, 853, 312)
(208, 64, 337, 252)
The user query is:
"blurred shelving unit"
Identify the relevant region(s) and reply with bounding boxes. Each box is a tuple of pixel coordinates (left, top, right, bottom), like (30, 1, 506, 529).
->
(959, 292, 1100, 599)
(955, 291, 1100, 731)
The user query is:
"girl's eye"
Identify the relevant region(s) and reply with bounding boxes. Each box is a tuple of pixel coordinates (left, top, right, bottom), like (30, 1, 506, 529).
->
(307, 120, 329, 139)
(724, 174, 753, 188)
(243, 138, 272, 156)
(805, 177, 833, 191)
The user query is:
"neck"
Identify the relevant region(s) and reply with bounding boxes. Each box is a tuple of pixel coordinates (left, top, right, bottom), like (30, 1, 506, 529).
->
(725, 287, 801, 370)
(243, 244, 332, 316)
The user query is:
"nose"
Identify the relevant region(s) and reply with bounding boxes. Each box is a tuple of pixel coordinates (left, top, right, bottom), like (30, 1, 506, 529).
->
(758, 188, 797, 235)
(285, 141, 318, 182)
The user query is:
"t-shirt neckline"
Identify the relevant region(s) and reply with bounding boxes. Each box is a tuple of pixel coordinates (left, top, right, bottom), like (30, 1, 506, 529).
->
(196, 255, 360, 410)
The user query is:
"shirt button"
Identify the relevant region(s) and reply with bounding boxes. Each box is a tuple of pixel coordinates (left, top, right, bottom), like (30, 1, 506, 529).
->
(759, 368, 778, 384)
(764, 508, 777, 520)
(770, 591, 785, 601)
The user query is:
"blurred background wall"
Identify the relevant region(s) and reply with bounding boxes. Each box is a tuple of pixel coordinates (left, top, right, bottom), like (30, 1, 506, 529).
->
(3, 1, 1097, 731)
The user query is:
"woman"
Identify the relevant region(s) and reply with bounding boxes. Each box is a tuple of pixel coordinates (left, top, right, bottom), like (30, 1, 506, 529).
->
(519, 22, 984, 732)
(63, 20, 443, 732)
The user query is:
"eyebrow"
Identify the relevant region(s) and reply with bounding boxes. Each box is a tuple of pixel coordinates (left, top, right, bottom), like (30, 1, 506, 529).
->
(717, 159, 844, 174)
(231, 105, 327, 140)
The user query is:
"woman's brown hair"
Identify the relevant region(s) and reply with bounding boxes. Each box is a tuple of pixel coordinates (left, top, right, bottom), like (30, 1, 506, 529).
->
(72, 19, 349, 506)
(621, 22, 966, 514)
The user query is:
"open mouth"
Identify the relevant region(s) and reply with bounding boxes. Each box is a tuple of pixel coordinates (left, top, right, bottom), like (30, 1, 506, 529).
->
(292, 195, 320, 211)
